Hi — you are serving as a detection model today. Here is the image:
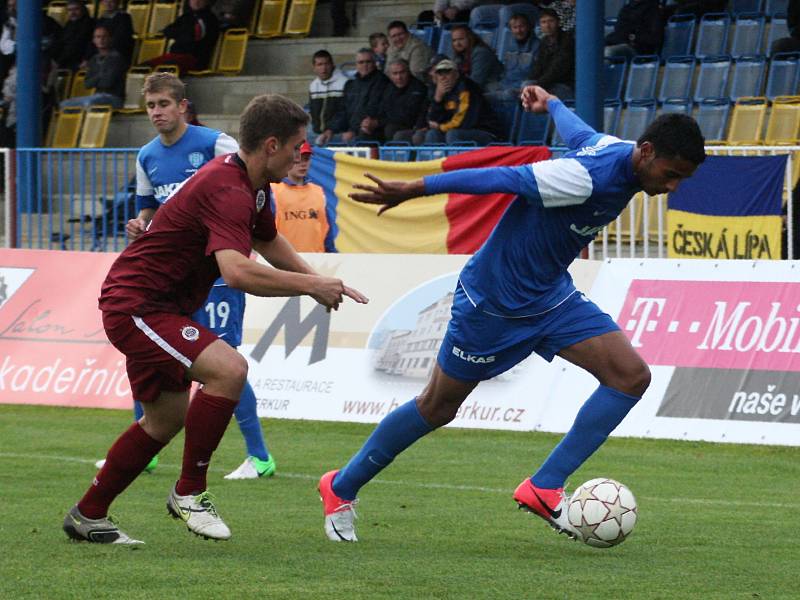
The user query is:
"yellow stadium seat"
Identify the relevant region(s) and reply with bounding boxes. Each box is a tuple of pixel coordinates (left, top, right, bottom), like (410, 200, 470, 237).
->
(148, 1, 178, 37)
(253, 0, 287, 38)
(765, 96, 800, 145)
(127, 1, 153, 38)
(79, 105, 113, 148)
(54, 68, 73, 103)
(216, 28, 249, 75)
(186, 37, 222, 76)
(116, 66, 152, 114)
(69, 69, 95, 98)
(51, 107, 85, 148)
(727, 97, 767, 145)
(155, 64, 180, 75)
(47, 1, 69, 26)
(283, 0, 316, 37)
(137, 34, 167, 64)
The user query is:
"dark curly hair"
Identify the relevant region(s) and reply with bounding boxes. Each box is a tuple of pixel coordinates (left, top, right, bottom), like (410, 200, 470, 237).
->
(638, 113, 706, 166)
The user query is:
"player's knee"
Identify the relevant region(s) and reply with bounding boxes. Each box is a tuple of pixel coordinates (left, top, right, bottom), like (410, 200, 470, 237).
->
(416, 389, 460, 427)
(624, 361, 651, 398)
(227, 353, 248, 386)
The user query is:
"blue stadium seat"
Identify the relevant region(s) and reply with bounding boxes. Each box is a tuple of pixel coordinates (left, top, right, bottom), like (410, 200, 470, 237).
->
(487, 97, 518, 142)
(340, 62, 356, 79)
(498, 3, 539, 30)
(550, 100, 575, 146)
(410, 25, 437, 48)
(603, 56, 627, 101)
(658, 55, 695, 102)
(662, 14, 697, 60)
(624, 55, 659, 102)
(766, 52, 800, 99)
(470, 5, 502, 49)
(447, 141, 478, 155)
(695, 98, 731, 141)
(515, 109, 551, 145)
(693, 55, 732, 102)
(730, 0, 764, 14)
(660, 97, 693, 115)
(621, 99, 657, 140)
(604, 17, 617, 37)
(730, 13, 765, 57)
(417, 143, 448, 161)
(603, 99, 622, 136)
(380, 142, 412, 162)
(695, 13, 731, 59)
(764, 0, 788, 16)
(729, 54, 767, 99)
(766, 14, 789, 53)
(437, 27, 456, 59)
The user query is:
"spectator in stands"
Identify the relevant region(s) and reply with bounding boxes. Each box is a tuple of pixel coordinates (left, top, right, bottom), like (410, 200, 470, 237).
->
(533, 0, 575, 33)
(605, 0, 664, 59)
(378, 58, 428, 142)
(386, 20, 433, 83)
(771, 0, 800, 55)
(420, 57, 499, 145)
(184, 99, 202, 126)
(330, 48, 389, 143)
(95, 0, 134, 66)
(0, 0, 62, 81)
(330, 0, 350, 37)
(308, 49, 349, 146)
(489, 12, 538, 100)
(450, 24, 503, 92)
(213, 0, 256, 31)
(369, 32, 390, 72)
(418, 0, 477, 26)
(60, 25, 126, 108)
(528, 8, 574, 100)
(59, 0, 95, 72)
(145, 0, 220, 74)
(271, 141, 336, 252)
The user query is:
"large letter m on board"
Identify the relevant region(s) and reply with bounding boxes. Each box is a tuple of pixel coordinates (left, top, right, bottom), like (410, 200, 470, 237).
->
(249, 297, 330, 365)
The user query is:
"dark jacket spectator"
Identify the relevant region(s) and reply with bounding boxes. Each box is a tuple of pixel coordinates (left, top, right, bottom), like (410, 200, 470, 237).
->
(95, 0, 134, 65)
(605, 0, 664, 57)
(771, 0, 800, 55)
(330, 51, 389, 137)
(529, 9, 575, 99)
(451, 25, 503, 91)
(59, 0, 95, 71)
(378, 59, 429, 141)
(160, 1, 220, 72)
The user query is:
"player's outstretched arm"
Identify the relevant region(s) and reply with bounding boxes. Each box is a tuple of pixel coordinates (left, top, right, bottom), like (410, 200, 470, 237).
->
(349, 174, 426, 216)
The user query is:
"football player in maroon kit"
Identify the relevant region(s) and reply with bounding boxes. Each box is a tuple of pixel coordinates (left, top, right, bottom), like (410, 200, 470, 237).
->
(63, 94, 368, 544)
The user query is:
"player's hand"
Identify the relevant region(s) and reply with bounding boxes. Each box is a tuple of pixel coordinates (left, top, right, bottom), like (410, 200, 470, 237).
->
(521, 85, 556, 113)
(349, 173, 421, 216)
(310, 277, 368, 311)
(125, 217, 147, 241)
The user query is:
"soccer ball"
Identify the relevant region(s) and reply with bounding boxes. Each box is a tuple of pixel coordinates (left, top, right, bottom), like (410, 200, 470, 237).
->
(567, 478, 638, 548)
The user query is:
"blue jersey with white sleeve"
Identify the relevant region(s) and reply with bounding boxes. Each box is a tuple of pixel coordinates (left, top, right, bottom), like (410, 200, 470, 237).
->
(135, 124, 239, 211)
(424, 99, 643, 318)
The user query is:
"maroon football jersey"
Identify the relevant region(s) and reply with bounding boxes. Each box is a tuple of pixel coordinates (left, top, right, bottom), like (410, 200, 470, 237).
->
(99, 153, 277, 316)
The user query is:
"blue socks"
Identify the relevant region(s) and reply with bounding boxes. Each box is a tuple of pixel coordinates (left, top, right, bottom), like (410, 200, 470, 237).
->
(532, 385, 639, 489)
(233, 381, 270, 461)
(333, 399, 434, 501)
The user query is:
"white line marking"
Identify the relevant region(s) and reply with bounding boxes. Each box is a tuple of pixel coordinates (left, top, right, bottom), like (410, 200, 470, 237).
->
(2, 452, 795, 510)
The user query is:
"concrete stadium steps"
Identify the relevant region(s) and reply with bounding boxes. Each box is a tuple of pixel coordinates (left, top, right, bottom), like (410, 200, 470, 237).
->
(185, 75, 310, 113)
(242, 37, 368, 76)
(311, 0, 429, 38)
(107, 114, 241, 148)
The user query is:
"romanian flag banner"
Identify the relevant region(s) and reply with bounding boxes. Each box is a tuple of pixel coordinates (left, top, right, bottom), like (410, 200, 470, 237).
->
(667, 155, 787, 260)
(309, 146, 551, 254)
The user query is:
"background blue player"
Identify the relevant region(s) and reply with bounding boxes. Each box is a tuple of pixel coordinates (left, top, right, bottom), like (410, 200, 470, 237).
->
(101, 72, 275, 480)
(318, 85, 706, 542)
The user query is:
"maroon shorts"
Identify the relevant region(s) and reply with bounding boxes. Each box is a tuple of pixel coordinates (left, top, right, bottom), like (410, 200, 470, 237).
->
(103, 311, 218, 403)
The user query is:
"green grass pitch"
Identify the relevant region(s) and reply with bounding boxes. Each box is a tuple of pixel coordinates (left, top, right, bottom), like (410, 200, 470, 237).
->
(1, 404, 798, 599)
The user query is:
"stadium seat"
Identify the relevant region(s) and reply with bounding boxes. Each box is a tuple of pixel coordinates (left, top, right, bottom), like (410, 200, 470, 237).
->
(410, 24, 437, 48)
(662, 14, 696, 60)
(69, 69, 95, 98)
(339, 61, 356, 79)
(488, 97, 519, 143)
(603, 56, 627, 101)
(47, 1, 69, 27)
(621, 99, 657, 140)
(437, 27, 457, 59)
(766, 15, 789, 53)
(766, 52, 800, 99)
(79, 105, 113, 148)
(252, 0, 288, 39)
(765, 0, 789, 16)
(116, 66, 152, 114)
(695, 98, 731, 143)
(515, 110, 551, 145)
(283, 0, 316, 37)
(215, 28, 248, 75)
(695, 13, 732, 59)
(54, 68, 73, 103)
(660, 97, 693, 115)
(469, 4, 502, 48)
(417, 144, 448, 161)
(447, 141, 478, 155)
(730, 0, 764, 13)
(50, 107, 85, 148)
(550, 100, 575, 146)
(148, 1, 178, 37)
(729, 55, 767, 99)
(693, 55, 732, 102)
(498, 4, 539, 30)
(658, 55, 695, 102)
(764, 95, 800, 144)
(380, 142, 412, 162)
(604, 99, 622, 136)
(727, 96, 768, 143)
(730, 13, 765, 57)
(604, 17, 617, 38)
(624, 55, 659, 102)
(136, 34, 166, 65)
(127, 0, 153, 38)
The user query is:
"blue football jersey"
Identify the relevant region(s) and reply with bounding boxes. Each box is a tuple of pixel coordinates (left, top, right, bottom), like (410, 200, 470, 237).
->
(192, 281, 246, 348)
(424, 99, 642, 318)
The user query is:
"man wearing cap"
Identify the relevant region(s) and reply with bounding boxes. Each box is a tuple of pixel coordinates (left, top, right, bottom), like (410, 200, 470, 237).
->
(271, 142, 336, 253)
(421, 57, 500, 145)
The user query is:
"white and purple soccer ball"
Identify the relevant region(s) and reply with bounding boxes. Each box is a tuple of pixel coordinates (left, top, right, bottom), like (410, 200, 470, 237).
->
(567, 478, 638, 548)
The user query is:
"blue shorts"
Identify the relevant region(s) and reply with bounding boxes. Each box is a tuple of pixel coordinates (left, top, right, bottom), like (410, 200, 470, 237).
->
(191, 280, 245, 349)
(437, 283, 619, 381)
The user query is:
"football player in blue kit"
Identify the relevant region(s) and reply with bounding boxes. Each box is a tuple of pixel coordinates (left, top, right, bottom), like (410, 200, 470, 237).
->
(105, 72, 275, 479)
(317, 85, 706, 542)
